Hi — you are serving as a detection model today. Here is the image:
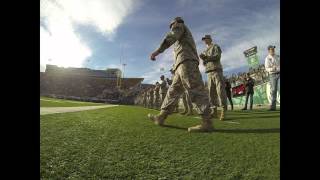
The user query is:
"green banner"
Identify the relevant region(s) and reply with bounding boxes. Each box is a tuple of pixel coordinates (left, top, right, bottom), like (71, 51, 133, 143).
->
(231, 82, 280, 106)
(244, 46, 259, 69)
(247, 54, 260, 68)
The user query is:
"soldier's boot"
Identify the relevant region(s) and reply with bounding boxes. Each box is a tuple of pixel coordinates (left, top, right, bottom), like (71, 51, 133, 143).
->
(147, 110, 169, 126)
(211, 107, 218, 118)
(220, 108, 226, 121)
(188, 115, 214, 133)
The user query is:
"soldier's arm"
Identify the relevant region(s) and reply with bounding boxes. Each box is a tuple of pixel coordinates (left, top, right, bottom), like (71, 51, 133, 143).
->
(156, 23, 185, 53)
(204, 45, 221, 62)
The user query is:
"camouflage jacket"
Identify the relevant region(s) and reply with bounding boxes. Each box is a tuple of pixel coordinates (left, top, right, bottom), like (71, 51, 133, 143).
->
(159, 79, 167, 94)
(154, 85, 160, 96)
(201, 43, 223, 73)
(148, 89, 154, 99)
(156, 23, 199, 71)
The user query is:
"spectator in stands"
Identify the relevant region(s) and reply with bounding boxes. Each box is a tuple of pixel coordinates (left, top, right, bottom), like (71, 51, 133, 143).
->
(242, 73, 255, 110)
(224, 77, 233, 110)
(265, 45, 280, 111)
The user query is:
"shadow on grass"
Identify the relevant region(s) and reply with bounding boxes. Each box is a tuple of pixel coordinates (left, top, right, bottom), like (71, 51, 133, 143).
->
(231, 110, 280, 115)
(214, 128, 279, 134)
(162, 124, 188, 130)
(233, 115, 280, 120)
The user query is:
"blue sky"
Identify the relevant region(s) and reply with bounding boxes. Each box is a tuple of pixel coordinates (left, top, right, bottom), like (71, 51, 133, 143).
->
(40, 0, 280, 84)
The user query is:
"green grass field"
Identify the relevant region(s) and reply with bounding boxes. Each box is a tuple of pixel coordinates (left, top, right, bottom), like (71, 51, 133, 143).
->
(40, 105, 280, 179)
(40, 96, 104, 107)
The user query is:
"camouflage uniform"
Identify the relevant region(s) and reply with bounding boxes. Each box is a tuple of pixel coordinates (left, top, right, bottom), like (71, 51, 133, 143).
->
(159, 79, 168, 105)
(148, 88, 154, 108)
(200, 37, 227, 120)
(154, 84, 160, 109)
(148, 18, 213, 132)
(181, 90, 193, 115)
(142, 91, 147, 108)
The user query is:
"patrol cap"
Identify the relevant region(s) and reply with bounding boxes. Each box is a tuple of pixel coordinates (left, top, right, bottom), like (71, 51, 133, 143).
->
(169, 17, 184, 29)
(268, 45, 276, 50)
(202, 34, 212, 40)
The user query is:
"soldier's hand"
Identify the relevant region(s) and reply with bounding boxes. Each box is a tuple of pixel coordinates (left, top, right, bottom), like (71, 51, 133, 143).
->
(150, 51, 159, 61)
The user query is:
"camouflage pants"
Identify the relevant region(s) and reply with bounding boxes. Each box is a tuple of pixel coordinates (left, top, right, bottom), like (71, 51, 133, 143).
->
(182, 91, 193, 112)
(160, 92, 166, 106)
(149, 97, 154, 108)
(143, 98, 147, 107)
(161, 60, 211, 116)
(207, 70, 227, 110)
(154, 94, 160, 109)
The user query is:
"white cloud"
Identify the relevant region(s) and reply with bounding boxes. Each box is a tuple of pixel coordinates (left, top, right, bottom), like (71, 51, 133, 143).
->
(40, 0, 140, 71)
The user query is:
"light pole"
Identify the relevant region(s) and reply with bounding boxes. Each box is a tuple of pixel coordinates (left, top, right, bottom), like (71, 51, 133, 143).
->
(122, 63, 126, 78)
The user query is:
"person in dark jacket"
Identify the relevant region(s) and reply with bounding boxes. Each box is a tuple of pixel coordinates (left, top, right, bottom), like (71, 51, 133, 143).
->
(242, 73, 255, 110)
(224, 77, 233, 110)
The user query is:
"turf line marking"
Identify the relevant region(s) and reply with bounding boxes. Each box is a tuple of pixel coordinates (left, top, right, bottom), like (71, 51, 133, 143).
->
(40, 98, 97, 104)
(40, 105, 118, 115)
(194, 117, 240, 124)
(224, 121, 240, 124)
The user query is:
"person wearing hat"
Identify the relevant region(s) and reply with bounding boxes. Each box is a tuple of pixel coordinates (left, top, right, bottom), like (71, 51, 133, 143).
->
(241, 73, 255, 110)
(264, 45, 280, 111)
(199, 34, 228, 120)
(159, 75, 168, 106)
(224, 76, 233, 110)
(142, 90, 147, 108)
(147, 87, 154, 109)
(148, 17, 213, 132)
(153, 82, 160, 110)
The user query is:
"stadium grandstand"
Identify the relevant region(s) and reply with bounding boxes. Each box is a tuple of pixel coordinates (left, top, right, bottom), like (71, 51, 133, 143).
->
(40, 65, 145, 104)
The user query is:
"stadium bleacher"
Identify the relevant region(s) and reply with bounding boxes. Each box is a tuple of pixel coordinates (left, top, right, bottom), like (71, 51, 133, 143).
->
(40, 65, 144, 104)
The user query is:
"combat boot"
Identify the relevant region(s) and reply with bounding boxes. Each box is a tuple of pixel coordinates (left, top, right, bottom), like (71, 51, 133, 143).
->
(188, 116, 214, 133)
(211, 107, 218, 118)
(147, 111, 168, 126)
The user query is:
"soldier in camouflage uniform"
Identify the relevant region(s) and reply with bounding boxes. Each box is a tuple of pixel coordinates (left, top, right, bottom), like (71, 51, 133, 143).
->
(159, 75, 168, 106)
(148, 17, 213, 132)
(142, 90, 147, 108)
(148, 87, 154, 109)
(181, 90, 193, 116)
(168, 69, 179, 113)
(154, 82, 160, 109)
(199, 34, 228, 121)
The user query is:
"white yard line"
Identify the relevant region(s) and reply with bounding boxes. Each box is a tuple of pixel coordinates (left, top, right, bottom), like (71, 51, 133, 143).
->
(40, 105, 118, 115)
(40, 98, 97, 104)
(193, 117, 240, 124)
(223, 121, 241, 124)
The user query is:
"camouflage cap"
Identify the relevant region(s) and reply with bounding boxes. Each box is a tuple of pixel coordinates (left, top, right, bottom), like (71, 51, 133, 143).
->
(169, 17, 184, 28)
(268, 45, 276, 50)
(202, 34, 212, 40)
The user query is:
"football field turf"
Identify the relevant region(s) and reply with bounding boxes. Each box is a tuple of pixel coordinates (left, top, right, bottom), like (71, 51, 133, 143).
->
(40, 96, 105, 107)
(40, 105, 280, 179)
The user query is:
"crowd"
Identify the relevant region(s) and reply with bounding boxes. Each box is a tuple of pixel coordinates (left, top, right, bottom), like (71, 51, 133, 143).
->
(227, 64, 269, 87)
(40, 74, 143, 104)
(135, 75, 194, 115)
